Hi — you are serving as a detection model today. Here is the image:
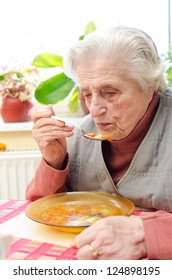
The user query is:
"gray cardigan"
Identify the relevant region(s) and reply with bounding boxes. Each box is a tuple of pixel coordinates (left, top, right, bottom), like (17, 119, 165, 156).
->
(67, 90, 172, 212)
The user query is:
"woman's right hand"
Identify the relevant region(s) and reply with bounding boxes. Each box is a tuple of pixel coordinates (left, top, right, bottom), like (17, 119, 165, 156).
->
(31, 105, 74, 169)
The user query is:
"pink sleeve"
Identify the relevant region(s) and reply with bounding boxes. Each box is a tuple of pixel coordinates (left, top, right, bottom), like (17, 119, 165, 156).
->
(141, 210, 172, 259)
(25, 156, 70, 201)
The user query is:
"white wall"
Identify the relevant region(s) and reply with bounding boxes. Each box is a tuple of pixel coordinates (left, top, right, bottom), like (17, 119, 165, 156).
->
(0, 0, 169, 67)
(169, 0, 172, 45)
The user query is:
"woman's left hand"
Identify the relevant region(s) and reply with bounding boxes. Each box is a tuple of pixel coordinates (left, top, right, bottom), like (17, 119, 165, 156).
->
(74, 216, 147, 260)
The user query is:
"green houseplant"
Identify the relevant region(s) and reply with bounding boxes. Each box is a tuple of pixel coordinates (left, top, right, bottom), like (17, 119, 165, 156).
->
(0, 64, 40, 122)
(161, 45, 172, 88)
(32, 21, 97, 114)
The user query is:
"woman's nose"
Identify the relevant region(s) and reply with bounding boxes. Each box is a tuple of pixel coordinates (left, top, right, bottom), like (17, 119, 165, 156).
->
(89, 96, 107, 117)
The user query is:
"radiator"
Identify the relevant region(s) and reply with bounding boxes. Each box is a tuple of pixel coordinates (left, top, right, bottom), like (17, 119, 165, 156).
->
(0, 148, 41, 200)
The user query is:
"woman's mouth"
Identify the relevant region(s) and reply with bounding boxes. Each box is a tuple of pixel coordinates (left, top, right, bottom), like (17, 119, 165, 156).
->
(96, 122, 112, 130)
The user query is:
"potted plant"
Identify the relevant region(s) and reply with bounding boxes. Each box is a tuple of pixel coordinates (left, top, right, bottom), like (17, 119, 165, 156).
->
(0, 63, 40, 122)
(32, 21, 97, 115)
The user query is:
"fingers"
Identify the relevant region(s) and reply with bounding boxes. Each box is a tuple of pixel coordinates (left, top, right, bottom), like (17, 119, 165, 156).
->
(75, 217, 116, 260)
(31, 107, 53, 123)
(30, 104, 56, 122)
(35, 117, 72, 131)
(76, 244, 98, 260)
(75, 227, 95, 249)
(75, 218, 107, 249)
(33, 117, 74, 140)
(31, 105, 75, 138)
(76, 232, 103, 260)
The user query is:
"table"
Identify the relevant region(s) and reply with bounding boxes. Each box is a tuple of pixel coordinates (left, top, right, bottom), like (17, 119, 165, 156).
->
(0, 200, 150, 260)
(0, 200, 78, 260)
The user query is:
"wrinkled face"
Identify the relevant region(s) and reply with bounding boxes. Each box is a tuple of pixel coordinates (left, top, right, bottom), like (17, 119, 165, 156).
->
(77, 59, 154, 140)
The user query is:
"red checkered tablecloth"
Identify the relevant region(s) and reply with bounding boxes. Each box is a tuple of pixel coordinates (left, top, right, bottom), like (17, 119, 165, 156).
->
(5, 237, 77, 260)
(0, 200, 30, 224)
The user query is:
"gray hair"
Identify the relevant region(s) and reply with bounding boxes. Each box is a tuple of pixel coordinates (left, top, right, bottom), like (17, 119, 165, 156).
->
(63, 26, 167, 92)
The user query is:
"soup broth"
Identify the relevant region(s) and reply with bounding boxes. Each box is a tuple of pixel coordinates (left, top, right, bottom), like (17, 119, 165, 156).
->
(41, 200, 121, 226)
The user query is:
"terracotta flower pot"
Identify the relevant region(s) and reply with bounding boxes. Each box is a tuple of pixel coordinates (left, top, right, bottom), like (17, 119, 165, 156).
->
(0, 96, 33, 123)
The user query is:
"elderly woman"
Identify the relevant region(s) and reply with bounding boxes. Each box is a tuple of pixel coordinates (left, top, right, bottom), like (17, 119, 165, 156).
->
(26, 26, 172, 260)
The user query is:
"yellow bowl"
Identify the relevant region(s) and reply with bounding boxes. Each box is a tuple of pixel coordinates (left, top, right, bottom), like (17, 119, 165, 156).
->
(25, 192, 135, 233)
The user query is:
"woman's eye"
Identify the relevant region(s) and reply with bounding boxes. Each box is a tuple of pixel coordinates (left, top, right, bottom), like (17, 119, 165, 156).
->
(84, 93, 92, 98)
(102, 92, 116, 98)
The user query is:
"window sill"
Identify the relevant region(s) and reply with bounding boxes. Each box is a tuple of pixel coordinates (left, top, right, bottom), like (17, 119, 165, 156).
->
(0, 117, 80, 132)
(0, 120, 33, 132)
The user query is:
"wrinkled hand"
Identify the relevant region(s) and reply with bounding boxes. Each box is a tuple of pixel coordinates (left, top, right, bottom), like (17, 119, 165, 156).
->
(31, 105, 74, 169)
(75, 216, 147, 260)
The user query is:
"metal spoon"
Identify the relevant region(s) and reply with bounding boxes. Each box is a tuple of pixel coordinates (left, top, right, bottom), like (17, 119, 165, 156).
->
(51, 115, 108, 141)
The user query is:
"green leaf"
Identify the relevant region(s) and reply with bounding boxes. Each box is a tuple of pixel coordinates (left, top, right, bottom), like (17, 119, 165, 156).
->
(84, 21, 97, 35)
(68, 87, 79, 112)
(0, 71, 23, 81)
(79, 34, 85, 41)
(78, 22, 97, 41)
(34, 72, 75, 104)
(0, 75, 5, 81)
(23, 67, 35, 73)
(32, 52, 63, 68)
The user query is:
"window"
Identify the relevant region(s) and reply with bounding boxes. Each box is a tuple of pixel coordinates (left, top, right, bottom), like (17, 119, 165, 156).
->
(0, 0, 170, 66)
